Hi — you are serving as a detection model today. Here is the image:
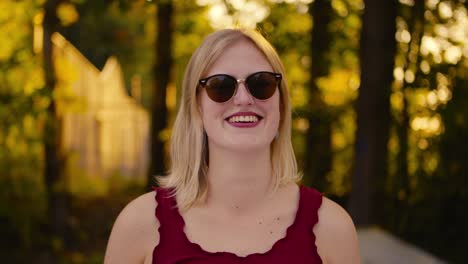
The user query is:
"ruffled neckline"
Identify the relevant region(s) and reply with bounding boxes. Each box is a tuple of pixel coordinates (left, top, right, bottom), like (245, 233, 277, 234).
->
(171, 185, 306, 259)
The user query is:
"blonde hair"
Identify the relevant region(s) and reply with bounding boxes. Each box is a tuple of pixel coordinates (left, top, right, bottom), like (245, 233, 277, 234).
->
(158, 28, 301, 210)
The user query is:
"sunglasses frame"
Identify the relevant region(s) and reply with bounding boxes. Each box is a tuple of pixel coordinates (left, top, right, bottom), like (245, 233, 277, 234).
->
(198, 71, 282, 103)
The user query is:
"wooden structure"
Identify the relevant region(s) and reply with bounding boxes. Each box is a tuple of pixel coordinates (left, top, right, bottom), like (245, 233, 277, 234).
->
(52, 33, 149, 179)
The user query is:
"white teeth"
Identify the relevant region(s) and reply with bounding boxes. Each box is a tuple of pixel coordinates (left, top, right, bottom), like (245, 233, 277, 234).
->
(228, 115, 259, 123)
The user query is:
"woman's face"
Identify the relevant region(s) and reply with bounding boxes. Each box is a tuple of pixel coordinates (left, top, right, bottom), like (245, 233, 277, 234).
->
(198, 39, 281, 153)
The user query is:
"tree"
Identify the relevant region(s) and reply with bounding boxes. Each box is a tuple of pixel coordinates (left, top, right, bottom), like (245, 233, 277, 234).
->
(435, 73, 468, 263)
(148, 0, 173, 188)
(303, 0, 333, 192)
(42, 0, 68, 260)
(389, 0, 425, 234)
(348, 0, 397, 226)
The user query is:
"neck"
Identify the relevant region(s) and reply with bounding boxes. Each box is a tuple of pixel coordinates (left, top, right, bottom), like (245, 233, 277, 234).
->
(205, 145, 274, 214)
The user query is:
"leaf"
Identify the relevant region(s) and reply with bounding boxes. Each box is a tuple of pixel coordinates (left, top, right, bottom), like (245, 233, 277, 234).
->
(57, 3, 79, 26)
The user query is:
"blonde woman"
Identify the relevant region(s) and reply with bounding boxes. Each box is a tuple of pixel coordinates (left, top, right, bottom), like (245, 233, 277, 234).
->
(104, 29, 360, 264)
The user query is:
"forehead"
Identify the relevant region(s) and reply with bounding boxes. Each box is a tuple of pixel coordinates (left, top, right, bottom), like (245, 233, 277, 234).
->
(205, 39, 273, 78)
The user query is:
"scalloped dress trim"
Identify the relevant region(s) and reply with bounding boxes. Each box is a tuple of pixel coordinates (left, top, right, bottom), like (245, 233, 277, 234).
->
(153, 185, 323, 262)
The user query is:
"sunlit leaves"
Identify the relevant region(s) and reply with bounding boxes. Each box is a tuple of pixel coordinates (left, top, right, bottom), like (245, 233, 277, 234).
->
(196, 0, 270, 29)
(283, 52, 310, 107)
(327, 108, 356, 196)
(411, 114, 443, 136)
(259, 2, 311, 53)
(391, 1, 467, 199)
(0, 0, 47, 245)
(0, 0, 44, 138)
(316, 68, 358, 106)
(57, 2, 79, 26)
(172, 0, 212, 113)
(329, 0, 362, 69)
(0, 1, 36, 62)
(174, 1, 211, 62)
(332, 0, 349, 17)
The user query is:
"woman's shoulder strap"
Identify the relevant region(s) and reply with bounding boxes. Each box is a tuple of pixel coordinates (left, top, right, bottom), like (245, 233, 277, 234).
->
(299, 185, 323, 228)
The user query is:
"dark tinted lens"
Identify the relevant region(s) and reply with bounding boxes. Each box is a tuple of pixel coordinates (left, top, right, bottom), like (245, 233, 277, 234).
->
(205, 75, 237, 102)
(246, 72, 278, 100)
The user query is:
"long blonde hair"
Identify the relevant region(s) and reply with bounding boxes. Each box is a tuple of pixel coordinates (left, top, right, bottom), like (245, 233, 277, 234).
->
(158, 28, 301, 211)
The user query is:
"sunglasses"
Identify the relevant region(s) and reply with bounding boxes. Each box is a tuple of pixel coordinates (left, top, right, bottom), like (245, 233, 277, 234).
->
(198, 71, 282, 103)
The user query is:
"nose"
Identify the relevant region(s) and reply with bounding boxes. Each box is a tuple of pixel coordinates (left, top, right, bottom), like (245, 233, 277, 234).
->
(232, 81, 255, 105)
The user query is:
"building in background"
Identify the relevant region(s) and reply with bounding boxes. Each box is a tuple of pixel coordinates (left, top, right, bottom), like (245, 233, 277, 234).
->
(52, 33, 149, 181)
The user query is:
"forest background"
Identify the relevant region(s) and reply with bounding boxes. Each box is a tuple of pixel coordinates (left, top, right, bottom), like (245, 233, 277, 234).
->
(0, 0, 467, 263)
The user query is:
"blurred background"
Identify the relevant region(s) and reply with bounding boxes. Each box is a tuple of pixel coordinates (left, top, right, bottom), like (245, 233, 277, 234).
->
(0, 0, 467, 263)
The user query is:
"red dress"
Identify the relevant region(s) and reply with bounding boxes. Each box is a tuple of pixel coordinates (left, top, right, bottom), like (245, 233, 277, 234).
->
(153, 185, 323, 263)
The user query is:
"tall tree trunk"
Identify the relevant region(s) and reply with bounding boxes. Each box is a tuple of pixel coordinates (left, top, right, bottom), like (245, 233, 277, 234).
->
(348, 0, 397, 226)
(148, 0, 173, 188)
(304, 0, 333, 192)
(394, 0, 425, 234)
(43, 0, 67, 261)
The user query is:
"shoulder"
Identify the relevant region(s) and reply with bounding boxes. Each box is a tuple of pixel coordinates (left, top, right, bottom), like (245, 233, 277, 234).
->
(314, 196, 361, 264)
(104, 191, 159, 264)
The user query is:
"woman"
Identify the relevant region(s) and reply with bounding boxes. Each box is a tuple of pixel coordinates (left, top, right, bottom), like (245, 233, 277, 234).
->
(104, 29, 361, 264)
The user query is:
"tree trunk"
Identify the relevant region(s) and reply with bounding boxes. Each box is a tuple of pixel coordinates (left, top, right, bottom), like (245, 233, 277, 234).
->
(148, 0, 173, 188)
(43, 0, 67, 261)
(348, 0, 397, 226)
(304, 0, 333, 192)
(394, 0, 425, 234)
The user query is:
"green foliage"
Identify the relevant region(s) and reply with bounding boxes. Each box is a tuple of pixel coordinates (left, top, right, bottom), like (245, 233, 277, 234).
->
(1, 0, 468, 262)
(173, 0, 212, 113)
(377, 1, 468, 262)
(329, 0, 362, 68)
(258, 2, 312, 168)
(258, 1, 362, 196)
(0, 0, 48, 255)
(60, 0, 156, 108)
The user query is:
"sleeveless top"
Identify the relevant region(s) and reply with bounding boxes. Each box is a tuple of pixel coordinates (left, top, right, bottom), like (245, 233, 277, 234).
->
(152, 185, 323, 264)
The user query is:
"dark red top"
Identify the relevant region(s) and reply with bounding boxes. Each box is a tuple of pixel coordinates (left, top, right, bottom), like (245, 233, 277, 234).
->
(152, 185, 323, 263)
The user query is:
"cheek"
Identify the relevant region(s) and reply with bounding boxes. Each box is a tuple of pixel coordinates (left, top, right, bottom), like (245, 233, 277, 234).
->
(200, 95, 226, 128)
